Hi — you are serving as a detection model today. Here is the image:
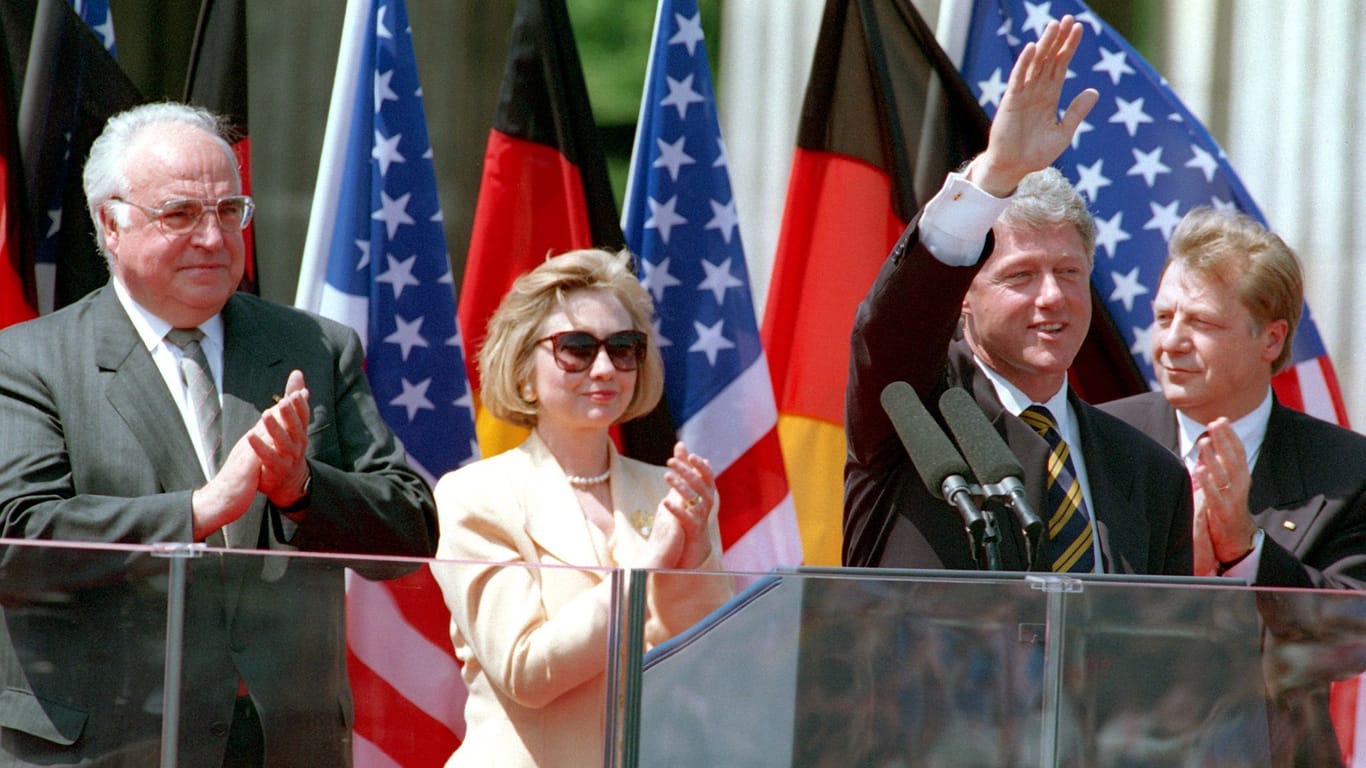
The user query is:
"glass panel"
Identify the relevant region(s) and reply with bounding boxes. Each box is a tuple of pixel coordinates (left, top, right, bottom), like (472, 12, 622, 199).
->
(426, 555, 636, 768)
(5, 543, 1364, 768)
(0, 540, 176, 766)
(630, 569, 1366, 768)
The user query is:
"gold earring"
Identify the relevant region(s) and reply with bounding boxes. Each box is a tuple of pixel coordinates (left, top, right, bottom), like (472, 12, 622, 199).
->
(521, 382, 536, 402)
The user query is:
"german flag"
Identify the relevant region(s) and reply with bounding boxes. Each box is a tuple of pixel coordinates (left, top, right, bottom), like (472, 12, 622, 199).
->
(0, 37, 34, 329)
(185, 0, 259, 294)
(3, 0, 141, 312)
(458, 0, 631, 459)
(761, 0, 989, 566)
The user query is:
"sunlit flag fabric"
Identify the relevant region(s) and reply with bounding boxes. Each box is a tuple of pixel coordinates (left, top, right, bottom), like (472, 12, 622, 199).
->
(184, 0, 258, 294)
(761, 0, 990, 565)
(622, 0, 802, 571)
(459, 0, 629, 460)
(296, 0, 475, 763)
(958, 0, 1349, 427)
(956, 0, 1357, 762)
(3, 0, 139, 313)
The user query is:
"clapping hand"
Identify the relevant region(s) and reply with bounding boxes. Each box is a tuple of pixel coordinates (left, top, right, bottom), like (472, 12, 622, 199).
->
(611, 441, 717, 570)
(250, 369, 313, 509)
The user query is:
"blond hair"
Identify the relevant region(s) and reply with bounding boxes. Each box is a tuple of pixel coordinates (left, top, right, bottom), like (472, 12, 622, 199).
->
(1165, 207, 1302, 373)
(477, 248, 664, 427)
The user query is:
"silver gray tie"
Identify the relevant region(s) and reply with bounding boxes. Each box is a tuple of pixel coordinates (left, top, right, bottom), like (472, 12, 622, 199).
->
(165, 328, 223, 473)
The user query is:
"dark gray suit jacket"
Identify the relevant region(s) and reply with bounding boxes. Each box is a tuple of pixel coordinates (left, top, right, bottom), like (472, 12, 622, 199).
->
(1100, 391, 1366, 590)
(0, 286, 437, 766)
(1103, 390, 1366, 767)
(844, 219, 1193, 575)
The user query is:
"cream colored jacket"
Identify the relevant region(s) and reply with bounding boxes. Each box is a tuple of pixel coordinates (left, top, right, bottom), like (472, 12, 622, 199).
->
(433, 432, 730, 767)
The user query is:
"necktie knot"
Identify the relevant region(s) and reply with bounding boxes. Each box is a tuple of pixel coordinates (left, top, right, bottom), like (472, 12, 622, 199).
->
(1020, 404, 1059, 437)
(165, 327, 206, 352)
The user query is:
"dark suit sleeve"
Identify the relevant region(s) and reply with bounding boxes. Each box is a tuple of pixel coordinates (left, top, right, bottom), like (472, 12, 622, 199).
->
(0, 322, 195, 591)
(842, 218, 988, 566)
(282, 321, 437, 567)
(1252, 412, 1366, 591)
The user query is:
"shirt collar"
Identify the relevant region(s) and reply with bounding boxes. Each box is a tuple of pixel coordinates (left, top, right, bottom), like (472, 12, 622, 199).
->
(1175, 388, 1273, 470)
(112, 278, 225, 354)
(974, 357, 1074, 433)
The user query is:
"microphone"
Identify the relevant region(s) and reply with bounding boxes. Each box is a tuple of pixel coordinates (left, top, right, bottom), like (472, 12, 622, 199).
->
(879, 382, 986, 545)
(938, 387, 1045, 567)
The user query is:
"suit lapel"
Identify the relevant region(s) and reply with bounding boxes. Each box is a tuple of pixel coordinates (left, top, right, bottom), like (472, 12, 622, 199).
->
(520, 434, 607, 568)
(1251, 402, 1319, 555)
(1072, 396, 1142, 573)
(95, 287, 207, 493)
(220, 296, 287, 549)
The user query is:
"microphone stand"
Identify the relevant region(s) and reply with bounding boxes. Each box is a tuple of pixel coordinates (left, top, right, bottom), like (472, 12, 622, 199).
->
(951, 480, 1002, 571)
(978, 506, 1002, 571)
(981, 480, 1044, 570)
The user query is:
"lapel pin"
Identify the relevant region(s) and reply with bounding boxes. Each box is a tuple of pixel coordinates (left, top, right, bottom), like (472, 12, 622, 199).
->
(1282, 521, 1296, 531)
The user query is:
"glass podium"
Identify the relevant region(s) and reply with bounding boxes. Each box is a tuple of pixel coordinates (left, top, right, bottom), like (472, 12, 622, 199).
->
(0, 540, 1361, 767)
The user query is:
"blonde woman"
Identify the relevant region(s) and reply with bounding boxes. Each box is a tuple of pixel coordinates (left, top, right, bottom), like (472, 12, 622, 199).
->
(433, 248, 730, 767)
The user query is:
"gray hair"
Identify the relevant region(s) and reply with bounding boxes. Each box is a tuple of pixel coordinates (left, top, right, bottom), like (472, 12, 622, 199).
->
(82, 102, 237, 255)
(998, 166, 1097, 266)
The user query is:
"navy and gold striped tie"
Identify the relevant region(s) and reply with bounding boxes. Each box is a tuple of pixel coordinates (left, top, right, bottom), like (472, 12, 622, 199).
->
(1019, 405, 1095, 573)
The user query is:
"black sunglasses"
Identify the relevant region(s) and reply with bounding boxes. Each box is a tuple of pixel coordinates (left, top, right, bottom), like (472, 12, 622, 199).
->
(537, 330, 648, 373)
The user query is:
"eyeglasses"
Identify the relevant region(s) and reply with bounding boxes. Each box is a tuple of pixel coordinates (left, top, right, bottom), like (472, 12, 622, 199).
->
(111, 195, 255, 235)
(537, 330, 648, 373)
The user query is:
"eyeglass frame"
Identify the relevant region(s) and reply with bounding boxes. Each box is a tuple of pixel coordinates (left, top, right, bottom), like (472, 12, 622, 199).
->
(108, 195, 256, 235)
(535, 330, 649, 373)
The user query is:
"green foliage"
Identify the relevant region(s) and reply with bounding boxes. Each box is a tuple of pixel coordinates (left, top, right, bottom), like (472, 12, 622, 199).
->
(566, 0, 723, 206)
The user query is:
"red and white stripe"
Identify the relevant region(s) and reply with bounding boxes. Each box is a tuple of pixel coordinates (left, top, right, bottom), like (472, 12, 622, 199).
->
(678, 353, 803, 576)
(296, 2, 466, 763)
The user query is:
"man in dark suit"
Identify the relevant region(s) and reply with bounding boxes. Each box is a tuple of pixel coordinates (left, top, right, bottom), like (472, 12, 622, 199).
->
(1101, 207, 1366, 588)
(0, 103, 437, 766)
(843, 15, 1191, 575)
(1101, 206, 1366, 767)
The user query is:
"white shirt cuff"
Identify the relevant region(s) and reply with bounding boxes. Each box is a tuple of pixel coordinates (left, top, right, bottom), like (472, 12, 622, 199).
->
(919, 170, 1012, 267)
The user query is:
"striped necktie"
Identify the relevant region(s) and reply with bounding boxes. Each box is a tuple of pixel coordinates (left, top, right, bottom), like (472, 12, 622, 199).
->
(1019, 405, 1095, 573)
(165, 328, 223, 473)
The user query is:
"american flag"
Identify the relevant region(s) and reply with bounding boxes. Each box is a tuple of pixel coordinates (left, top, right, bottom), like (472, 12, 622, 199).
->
(70, 0, 115, 53)
(296, 0, 473, 763)
(622, 0, 802, 573)
(29, 0, 121, 314)
(70, 0, 114, 50)
(957, 0, 1349, 427)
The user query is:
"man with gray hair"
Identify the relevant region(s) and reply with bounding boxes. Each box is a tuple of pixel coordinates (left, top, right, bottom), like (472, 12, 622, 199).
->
(844, 15, 1191, 575)
(0, 102, 437, 766)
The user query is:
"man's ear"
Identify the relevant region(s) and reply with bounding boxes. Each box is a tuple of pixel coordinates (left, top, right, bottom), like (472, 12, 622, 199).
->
(98, 203, 121, 253)
(1261, 318, 1289, 365)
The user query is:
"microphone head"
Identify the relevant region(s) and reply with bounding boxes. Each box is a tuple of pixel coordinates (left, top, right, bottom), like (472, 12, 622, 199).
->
(880, 381, 971, 500)
(938, 387, 1024, 484)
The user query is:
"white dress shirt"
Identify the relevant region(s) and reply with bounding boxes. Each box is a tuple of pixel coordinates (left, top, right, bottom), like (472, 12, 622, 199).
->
(1177, 389, 1274, 579)
(112, 278, 226, 480)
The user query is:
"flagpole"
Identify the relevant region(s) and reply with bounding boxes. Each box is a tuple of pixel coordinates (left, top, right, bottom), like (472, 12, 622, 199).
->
(618, 0, 666, 227)
(296, 0, 370, 312)
(935, 0, 973, 67)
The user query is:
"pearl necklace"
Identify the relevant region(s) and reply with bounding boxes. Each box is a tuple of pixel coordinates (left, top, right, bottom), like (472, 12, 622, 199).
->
(566, 468, 611, 488)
